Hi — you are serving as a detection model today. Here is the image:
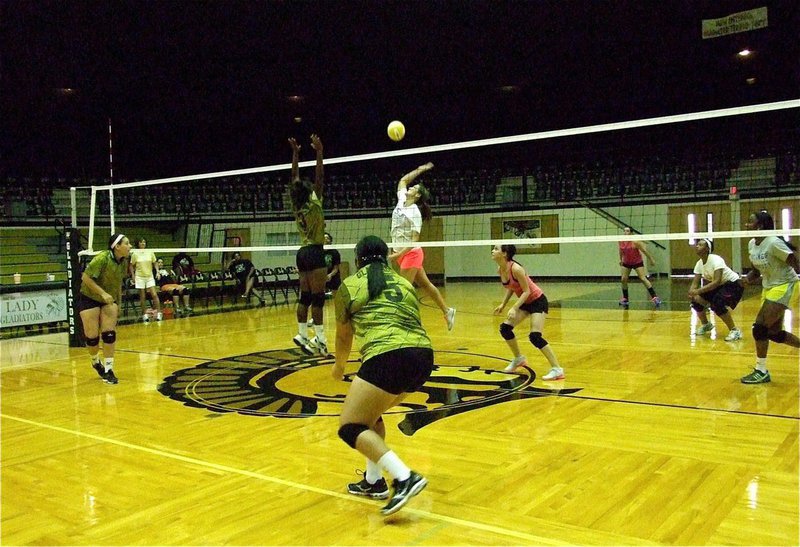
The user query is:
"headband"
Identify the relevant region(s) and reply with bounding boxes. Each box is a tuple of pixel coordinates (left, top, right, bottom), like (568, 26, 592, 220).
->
(111, 234, 125, 249)
(703, 238, 713, 250)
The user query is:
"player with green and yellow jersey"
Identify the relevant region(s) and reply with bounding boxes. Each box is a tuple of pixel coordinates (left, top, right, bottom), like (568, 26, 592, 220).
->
(78, 233, 132, 384)
(289, 134, 329, 355)
(333, 235, 433, 517)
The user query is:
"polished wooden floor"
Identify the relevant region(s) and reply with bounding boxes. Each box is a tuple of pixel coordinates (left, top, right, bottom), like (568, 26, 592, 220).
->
(2, 279, 798, 546)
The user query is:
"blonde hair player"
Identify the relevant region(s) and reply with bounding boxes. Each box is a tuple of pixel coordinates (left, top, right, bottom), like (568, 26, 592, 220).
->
(130, 237, 163, 321)
(387, 162, 456, 330)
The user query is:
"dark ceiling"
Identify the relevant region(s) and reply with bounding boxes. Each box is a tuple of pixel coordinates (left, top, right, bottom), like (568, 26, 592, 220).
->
(3, 0, 798, 180)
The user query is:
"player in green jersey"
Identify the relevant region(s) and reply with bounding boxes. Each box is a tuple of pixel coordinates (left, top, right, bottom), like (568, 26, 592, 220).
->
(289, 134, 330, 356)
(333, 235, 433, 516)
(78, 233, 132, 384)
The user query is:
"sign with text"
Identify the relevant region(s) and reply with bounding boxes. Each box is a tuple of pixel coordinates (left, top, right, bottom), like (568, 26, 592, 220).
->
(1, 289, 67, 328)
(490, 214, 560, 254)
(702, 7, 767, 39)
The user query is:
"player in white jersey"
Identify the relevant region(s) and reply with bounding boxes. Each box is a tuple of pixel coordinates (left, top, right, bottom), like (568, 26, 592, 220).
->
(739, 211, 799, 384)
(389, 162, 456, 331)
(688, 238, 744, 341)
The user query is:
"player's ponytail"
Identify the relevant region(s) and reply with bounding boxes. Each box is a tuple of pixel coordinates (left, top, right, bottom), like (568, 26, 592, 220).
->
(355, 235, 389, 301)
(414, 183, 432, 221)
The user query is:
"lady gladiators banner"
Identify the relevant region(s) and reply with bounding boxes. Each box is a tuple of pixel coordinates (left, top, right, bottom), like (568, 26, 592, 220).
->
(1, 289, 67, 328)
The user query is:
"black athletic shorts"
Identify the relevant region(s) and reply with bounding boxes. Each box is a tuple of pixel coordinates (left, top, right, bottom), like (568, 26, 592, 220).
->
(77, 292, 108, 312)
(327, 275, 342, 291)
(296, 244, 326, 272)
(519, 293, 549, 314)
(690, 280, 744, 313)
(357, 347, 434, 395)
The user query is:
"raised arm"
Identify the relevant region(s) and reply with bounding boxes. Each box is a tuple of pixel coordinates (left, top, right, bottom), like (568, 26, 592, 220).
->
(398, 162, 433, 192)
(311, 134, 323, 197)
(288, 138, 301, 182)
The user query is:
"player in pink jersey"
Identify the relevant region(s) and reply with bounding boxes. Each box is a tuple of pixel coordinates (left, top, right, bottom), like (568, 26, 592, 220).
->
(491, 244, 564, 381)
(618, 226, 661, 307)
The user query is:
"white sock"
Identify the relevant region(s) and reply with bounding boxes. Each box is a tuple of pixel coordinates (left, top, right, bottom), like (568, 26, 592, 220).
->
(365, 459, 382, 484)
(104, 358, 114, 373)
(377, 451, 410, 482)
(91, 354, 101, 365)
(314, 324, 326, 344)
(755, 357, 767, 372)
(298, 323, 308, 338)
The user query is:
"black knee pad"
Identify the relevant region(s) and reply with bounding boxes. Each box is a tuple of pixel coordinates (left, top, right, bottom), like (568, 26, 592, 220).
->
(101, 330, 116, 344)
(299, 291, 313, 306)
(710, 297, 728, 317)
(184, 287, 191, 295)
(338, 423, 369, 449)
(529, 332, 548, 349)
(752, 323, 769, 341)
(768, 330, 788, 343)
(85, 336, 100, 347)
(499, 323, 515, 340)
(690, 302, 705, 313)
(310, 292, 326, 308)
(172, 288, 180, 296)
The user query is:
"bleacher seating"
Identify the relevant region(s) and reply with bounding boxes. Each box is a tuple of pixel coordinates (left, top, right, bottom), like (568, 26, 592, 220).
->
(3, 144, 799, 224)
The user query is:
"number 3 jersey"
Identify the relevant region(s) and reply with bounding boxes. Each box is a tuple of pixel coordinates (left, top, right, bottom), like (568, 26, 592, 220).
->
(335, 265, 432, 362)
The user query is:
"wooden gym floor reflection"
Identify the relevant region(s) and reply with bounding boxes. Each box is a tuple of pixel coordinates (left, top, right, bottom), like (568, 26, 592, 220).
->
(1, 279, 798, 546)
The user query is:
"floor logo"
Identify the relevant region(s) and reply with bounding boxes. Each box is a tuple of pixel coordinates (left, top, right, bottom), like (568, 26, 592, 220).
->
(158, 348, 582, 435)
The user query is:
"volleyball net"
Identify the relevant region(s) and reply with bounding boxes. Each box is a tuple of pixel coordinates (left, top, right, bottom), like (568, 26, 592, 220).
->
(71, 99, 799, 282)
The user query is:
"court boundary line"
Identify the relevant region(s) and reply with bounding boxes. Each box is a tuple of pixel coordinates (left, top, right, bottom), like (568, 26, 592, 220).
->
(0, 412, 572, 546)
(558, 393, 799, 421)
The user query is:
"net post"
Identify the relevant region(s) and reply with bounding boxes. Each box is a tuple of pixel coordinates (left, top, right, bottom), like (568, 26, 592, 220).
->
(730, 198, 743, 272)
(109, 186, 116, 235)
(65, 228, 84, 347)
(69, 187, 78, 228)
(88, 188, 97, 251)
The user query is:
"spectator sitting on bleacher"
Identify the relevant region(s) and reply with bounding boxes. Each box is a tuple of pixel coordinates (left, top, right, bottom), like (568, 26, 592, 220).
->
(173, 253, 200, 280)
(227, 252, 257, 300)
(155, 258, 193, 316)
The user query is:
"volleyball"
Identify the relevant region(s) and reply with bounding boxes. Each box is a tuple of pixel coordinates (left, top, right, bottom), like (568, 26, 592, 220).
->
(387, 120, 405, 142)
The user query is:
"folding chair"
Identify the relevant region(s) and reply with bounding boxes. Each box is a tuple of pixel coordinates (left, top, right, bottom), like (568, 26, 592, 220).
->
(121, 277, 138, 318)
(207, 271, 224, 309)
(222, 270, 239, 306)
(190, 272, 209, 310)
(284, 265, 300, 299)
(258, 268, 279, 306)
(270, 267, 291, 305)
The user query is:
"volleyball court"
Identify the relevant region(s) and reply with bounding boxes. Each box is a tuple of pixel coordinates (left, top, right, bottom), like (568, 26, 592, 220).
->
(2, 100, 799, 545)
